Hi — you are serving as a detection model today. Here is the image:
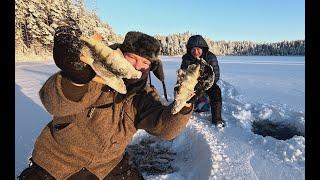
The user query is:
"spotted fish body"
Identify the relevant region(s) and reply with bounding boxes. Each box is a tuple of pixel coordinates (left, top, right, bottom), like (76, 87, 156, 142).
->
(80, 46, 127, 94)
(91, 61, 127, 94)
(79, 35, 142, 94)
(171, 64, 201, 114)
(80, 36, 142, 79)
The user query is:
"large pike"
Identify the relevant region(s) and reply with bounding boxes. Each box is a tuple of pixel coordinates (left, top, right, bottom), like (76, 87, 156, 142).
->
(171, 64, 201, 114)
(79, 34, 142, 94)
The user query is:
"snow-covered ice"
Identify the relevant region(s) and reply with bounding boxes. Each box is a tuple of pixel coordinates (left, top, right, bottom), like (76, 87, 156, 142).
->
(15, 56, 305, 179)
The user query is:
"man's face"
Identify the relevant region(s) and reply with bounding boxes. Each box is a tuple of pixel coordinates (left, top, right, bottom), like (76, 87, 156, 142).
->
(191, 47, 203, 59)
(123, 52, 151, 84)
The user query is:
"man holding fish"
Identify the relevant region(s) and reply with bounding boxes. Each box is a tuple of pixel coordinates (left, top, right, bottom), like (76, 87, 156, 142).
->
(18, 25, 203, 180)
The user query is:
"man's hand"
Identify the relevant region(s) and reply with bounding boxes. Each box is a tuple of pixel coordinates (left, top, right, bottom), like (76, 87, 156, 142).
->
(195, 58, 215, 92)
(53, 26, 96, 85)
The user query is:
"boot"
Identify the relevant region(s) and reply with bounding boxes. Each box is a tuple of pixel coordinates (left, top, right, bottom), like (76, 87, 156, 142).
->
(211, 101, 225, 127)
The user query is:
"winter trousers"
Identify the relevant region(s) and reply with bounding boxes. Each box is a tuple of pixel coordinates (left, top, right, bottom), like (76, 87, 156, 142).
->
(206, 83, 222, 103)
(206, 83, 223, 122)
(18, 153, 144, 180)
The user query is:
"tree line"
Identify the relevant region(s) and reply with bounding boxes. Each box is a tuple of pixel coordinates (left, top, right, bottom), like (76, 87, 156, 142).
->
(15, 0, 304, 59)
(155, 32, 304, 56)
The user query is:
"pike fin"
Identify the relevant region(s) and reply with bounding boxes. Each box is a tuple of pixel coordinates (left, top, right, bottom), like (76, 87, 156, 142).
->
(92, 32, 103, 41)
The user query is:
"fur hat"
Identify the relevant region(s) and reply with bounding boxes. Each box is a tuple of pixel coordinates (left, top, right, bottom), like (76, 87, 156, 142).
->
(118, 31, 168, 100)
(120, 31, 161, 63)
(108, 34, 164, 81)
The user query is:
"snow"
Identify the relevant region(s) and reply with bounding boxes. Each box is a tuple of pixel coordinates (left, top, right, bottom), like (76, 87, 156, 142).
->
(15, 56, 305, 179)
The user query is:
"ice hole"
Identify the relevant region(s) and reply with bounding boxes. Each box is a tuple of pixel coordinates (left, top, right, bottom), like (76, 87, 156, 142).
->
(251, 120, 304, 140)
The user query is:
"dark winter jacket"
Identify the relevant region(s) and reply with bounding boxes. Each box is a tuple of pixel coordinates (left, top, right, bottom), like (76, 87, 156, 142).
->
(32, 72, 193, 179)
(181, 35, 220, 83)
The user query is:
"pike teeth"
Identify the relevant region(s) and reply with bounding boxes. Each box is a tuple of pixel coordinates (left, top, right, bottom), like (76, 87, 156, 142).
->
(171, 64, 200, 114)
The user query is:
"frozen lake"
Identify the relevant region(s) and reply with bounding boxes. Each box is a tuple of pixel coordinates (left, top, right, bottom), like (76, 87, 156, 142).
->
(155, 56, 305, 112)
(15, 56, 305, 179)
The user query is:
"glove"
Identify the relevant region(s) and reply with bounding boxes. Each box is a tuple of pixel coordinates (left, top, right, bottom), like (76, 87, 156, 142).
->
(53, 26, 96, 84)
(187, 58, 215, 103)
(171, 64, 201, 114)
(195, 58, 215, 93)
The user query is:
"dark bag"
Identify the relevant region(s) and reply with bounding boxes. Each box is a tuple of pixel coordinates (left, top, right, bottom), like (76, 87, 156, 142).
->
(18, 159, 55, 180)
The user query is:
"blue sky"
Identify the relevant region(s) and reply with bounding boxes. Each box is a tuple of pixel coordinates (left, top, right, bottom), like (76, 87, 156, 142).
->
(85, 0, 304, 43)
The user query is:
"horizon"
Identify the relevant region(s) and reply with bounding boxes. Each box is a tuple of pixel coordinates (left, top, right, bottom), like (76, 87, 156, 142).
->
(84, 0, 304, 43)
